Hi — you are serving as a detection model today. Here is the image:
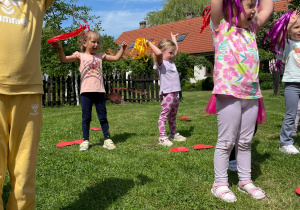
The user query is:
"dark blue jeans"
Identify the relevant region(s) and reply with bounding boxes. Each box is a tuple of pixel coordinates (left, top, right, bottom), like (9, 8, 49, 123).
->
(81, 92, 110, 140)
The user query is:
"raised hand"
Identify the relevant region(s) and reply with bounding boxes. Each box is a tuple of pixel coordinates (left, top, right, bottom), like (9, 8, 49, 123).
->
(289, 10, 299, 27)
(121, 41, 128, 50)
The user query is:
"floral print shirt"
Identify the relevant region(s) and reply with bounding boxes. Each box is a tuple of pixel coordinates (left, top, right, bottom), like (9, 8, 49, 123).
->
(210, 19, 262, 99)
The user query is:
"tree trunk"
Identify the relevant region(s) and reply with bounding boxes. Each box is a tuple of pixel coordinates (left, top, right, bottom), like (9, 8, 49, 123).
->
(72, 64, 80, 106)
(273, 70, 280, 97)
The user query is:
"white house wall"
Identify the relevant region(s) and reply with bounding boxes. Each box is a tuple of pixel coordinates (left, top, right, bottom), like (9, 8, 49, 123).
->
(190, 65, 207, 83)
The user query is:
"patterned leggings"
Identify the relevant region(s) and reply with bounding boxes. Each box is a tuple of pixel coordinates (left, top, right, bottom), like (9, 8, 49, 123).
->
(158, 92, 180, 137)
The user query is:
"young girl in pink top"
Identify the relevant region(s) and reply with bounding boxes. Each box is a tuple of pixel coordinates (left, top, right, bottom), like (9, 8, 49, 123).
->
(52, 31, 127, 151)
(207, 0, 273, 202)
(147, 33, 187, 146)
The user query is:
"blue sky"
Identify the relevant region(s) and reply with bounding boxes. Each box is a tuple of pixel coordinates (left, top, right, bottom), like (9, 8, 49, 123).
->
(75, 0, 163, 39)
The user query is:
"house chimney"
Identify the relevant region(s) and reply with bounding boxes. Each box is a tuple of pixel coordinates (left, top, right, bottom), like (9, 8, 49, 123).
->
(139, 21, 146, 29)
(186, 11, 195, 19)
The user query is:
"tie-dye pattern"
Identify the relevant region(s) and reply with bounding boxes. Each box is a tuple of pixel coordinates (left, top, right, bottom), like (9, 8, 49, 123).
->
(210, 19, 262, 99)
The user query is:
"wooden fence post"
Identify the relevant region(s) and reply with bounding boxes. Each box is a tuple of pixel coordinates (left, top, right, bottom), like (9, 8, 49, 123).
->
(47, 77, 51, 106)
(42, 78, 46, 106)
(72, 74, 76, 105)
(62, 76, 66, 104)
(122, 73, 127, 102)
(67, 76, 72, 105)
(57, 76, 61, 107)
(155, 76, 159, 101)
(150, 74, 155, 101)
(132, 75, 136, 102)
(145, 74, 150, 101)
(128, 74, 132, 102)
(77, 75, 81, 104)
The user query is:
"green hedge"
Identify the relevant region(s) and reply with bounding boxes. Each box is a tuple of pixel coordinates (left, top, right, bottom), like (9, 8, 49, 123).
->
(259, 72, 273, 90)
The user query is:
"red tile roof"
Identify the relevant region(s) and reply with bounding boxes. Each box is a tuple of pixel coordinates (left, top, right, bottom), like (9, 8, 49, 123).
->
(116, 16, 213, 57)
(274, 0, 288, 11)
(115, 0, 288, 56)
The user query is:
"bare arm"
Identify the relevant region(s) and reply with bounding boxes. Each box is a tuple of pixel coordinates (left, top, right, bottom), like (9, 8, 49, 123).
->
(210, 0, 223, 31)
(170, 32, 179, 56)
(147, 41, 163, 65)
(103, 41, 128, 62)
(256, 0, 273, 31)
(51, 42, 79, 63)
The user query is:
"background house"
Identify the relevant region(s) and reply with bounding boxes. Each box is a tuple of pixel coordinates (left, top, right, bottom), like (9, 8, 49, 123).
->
(115, 0, 288, 83)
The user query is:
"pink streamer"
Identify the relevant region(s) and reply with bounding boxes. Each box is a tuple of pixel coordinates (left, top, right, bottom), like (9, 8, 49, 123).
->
(264, 11, 295, 55)
(205, 94, 217, 114)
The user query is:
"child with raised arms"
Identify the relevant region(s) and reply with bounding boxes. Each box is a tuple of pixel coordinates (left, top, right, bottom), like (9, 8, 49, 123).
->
(147, 33, 187, 146)
(208, 0, 273, 202)
(52, 31, 127, 151)
(265, 11, 300, 154)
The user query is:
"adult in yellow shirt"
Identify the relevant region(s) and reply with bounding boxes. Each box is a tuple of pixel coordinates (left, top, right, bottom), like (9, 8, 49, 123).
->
(0, 1, 54, 209)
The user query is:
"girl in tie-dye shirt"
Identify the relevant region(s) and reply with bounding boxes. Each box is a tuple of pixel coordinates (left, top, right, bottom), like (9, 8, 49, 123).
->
(207, 0, 273, 203)
(212, 19, 261, 99)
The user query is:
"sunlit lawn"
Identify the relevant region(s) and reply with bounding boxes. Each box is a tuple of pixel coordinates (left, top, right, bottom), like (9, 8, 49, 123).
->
(3, 89, 300, 209)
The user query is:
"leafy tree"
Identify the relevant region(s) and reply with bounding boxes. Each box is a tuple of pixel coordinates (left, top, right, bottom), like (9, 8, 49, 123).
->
(100, 34, 119, 54)
(144, 0, 210, 26)
(41, 0, 103, 77)
(174, 52, 212, 86)
(288, 0, 300, 10)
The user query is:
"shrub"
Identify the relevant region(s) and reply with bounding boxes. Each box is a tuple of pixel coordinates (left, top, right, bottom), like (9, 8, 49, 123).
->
(181, 80, 203, 91)
(202, 77, 214, 91)
(259, 72, 273, 90)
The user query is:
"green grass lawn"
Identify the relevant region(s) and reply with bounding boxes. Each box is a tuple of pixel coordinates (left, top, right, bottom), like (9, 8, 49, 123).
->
(4, 90, 300, 209)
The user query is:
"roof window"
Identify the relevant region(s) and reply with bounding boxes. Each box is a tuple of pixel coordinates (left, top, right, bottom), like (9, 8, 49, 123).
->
(128, 41, 136, 49)
(177, 33, 187, 42)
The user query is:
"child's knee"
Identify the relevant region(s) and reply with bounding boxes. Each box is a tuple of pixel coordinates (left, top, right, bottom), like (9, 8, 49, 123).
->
(216, 140, 235, 150)
(237, 141, 252, 150)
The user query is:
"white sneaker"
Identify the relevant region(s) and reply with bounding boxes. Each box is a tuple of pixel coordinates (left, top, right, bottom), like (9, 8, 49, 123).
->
(79, 141, 89, 151)
(103, 139, 116, 150)
(169, 133, 187, 142)
(279, 145, 299, 154)
(158, 136, 173, 146)
(228, 160, 237, 171)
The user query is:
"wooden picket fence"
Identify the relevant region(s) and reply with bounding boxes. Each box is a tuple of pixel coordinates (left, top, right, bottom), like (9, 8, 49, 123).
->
(42, 73, 159, 107)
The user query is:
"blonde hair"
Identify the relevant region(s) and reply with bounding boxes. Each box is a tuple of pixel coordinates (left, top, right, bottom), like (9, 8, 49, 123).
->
(79, 31, 101, 52)
(157, 39, 176, 51)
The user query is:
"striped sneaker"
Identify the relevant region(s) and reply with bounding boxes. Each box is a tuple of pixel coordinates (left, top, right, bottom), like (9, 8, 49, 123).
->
(103, 139, 116, 150)
(79, 141, 89, 151)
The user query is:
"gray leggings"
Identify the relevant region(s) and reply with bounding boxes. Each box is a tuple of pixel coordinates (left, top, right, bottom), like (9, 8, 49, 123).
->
(280, 83, 300, 146)
(214, 95, 258, 183)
